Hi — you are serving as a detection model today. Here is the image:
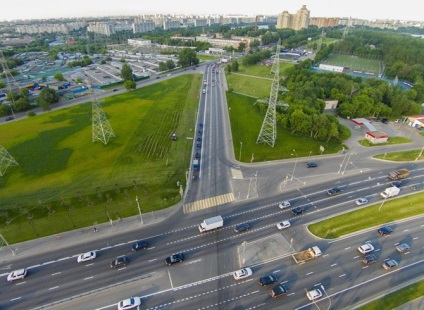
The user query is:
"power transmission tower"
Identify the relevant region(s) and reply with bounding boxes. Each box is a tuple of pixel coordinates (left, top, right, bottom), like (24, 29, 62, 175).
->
(0, 145, 18, 176)
(317, 30, 326, 52)
(0, 51, 21, 118)
(256, 40, 287, 147)
(86, 74, 116, 145)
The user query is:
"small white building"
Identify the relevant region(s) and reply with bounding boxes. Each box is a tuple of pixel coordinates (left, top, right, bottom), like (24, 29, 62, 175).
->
(128, 39, 152, 47)
(318, 64, 347, 73)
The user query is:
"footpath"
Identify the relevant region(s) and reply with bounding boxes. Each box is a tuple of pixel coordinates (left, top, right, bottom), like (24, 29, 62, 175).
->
(0, 203, 181, 265)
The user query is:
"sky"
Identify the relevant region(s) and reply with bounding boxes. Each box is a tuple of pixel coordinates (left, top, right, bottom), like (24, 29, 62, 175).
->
(1, 0, 422, 22)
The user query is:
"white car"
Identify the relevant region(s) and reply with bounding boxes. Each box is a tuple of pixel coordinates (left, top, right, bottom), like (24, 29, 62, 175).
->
(306, 288, 323, 301)
(233, 267, 253, 280)
(358, 243, 375, 254)
(278, 201, 291, 209)
(77, 251, 97, 263)
(117, 297, 142, 310)
(7, 269, 27, 282)
(355, 198, 369, 206)
(276, 220, 291, 230)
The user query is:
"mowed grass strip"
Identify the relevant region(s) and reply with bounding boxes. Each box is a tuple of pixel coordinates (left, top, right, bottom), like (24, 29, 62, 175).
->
(374, 149, 424, 161)
(227, 92, 343, 162)
(0, 75, 201, 243)
(357, 281, 424, 310)
(309, 193, 424, 239)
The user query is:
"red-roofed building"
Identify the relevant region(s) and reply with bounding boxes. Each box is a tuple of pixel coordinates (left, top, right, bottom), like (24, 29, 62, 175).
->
(365, 130, 389, 144)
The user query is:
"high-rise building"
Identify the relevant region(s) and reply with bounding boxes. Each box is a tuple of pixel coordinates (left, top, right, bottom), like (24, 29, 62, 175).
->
(276, 5, 310, 30)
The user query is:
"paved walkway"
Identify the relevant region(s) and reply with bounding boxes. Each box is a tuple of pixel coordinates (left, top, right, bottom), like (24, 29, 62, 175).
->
(0, 203, 181, 265)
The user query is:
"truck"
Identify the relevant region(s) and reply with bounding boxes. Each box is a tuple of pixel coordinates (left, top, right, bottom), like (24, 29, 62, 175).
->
(292, 246, 322, 264)
(388, 168, 410, 180)
(198, 215, 224, 233)
(380, 186, 400, 199)
(193, 159, 199, 171)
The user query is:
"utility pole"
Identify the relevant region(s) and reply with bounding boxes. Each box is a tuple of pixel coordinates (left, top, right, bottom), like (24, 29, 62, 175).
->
(135, 196, 144, 225)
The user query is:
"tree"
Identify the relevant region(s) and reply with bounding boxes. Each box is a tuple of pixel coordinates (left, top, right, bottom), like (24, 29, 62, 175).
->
(0, 81, 5, 88)
(225, 65, 232, 74)
(231, 60, 239, 72)
(158, 62, 167, 71)
(124, 80, 136, 91)
(54, 73, 65, 81)
(75, 77, 83, 84)
(120, 63, 133, 81)
(237, 42, 246, 52)
(166, 60, 175, 70)
(13, 97, 31, 112)
(178, 48, 199, 67)
(38, 88, 59, 111)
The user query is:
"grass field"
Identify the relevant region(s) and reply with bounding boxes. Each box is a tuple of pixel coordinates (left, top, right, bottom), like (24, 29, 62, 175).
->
(322, 54, 383, 76)
(309, 192, 424, 239)
(227, 92, 344, 162)
(226, 62, 294, 98)
(0, 75, 201, 243)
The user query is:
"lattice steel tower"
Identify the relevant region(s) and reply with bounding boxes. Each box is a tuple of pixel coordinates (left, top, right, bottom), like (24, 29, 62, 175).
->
(256, 40, 283, 147)
(86, 75, 115, 145)
(0, 145, 18, 176)
(0, 51, 20, 118)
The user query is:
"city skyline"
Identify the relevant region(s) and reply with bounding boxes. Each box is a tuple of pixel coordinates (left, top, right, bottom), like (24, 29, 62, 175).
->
(1, 0, 423, 23)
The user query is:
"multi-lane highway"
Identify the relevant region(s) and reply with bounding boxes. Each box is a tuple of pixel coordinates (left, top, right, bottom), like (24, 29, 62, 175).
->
(1, 63, 424, 309)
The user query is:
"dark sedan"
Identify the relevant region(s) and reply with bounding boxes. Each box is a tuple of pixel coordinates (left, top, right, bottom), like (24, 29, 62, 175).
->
(165, 253, 184, 265)
(131, 240, 148, 251)
(378, 226, 393, 236)
(291, 206, 305, 215)
(259, 274, 277, 286)
(234, 223, 250, 233)
(306, 162, 318, 168)
(271, 284, 288, 298)
(327, 187, 342, 196)
(110, 256, 129, 268)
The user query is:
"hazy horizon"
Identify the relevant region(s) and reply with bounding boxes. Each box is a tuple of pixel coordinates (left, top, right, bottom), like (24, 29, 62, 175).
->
(1, 0, 422, 22)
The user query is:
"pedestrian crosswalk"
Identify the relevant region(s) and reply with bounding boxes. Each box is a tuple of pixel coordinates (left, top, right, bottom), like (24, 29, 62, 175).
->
(183, 193, 235, 213)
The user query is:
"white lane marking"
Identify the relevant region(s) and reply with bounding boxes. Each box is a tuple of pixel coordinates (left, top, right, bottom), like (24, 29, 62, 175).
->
(306, 272, 314, 276)
(149, 258, 158, 262)
(339, 274, 346, 278)
(84, 276, 94, 280)
(16, 282, 26, 286)
(10, 297, 22, 301)
(331, 263, 337, 267)
(52, 272, 61, 276)
(85, 263, 94, 267)
(49, 286, 59, 290)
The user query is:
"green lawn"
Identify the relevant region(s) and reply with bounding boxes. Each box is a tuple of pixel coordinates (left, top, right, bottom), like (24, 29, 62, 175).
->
(226, 62, 294, 98)
(227, 92, 344, 162)
(358, 281, 424, 310)
(374, 149, 424, 161)
(322, 54, 383, 75)
(359, 136, 412, 147)
(309, 193, 424, 239)
(0, 75, 201, 243)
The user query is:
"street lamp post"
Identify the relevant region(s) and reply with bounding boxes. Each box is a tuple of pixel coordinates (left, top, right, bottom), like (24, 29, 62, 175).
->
(239, 142, 243, 162)
(291, 149, 298, 181)
(320, 285, 332, 310)
(342, 152, 356, 175)
(135, 196, 144, 226)
(8, 103, 16, 119)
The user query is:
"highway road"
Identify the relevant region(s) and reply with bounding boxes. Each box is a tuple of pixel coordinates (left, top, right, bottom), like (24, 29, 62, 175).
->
(1, 63, 424, 309)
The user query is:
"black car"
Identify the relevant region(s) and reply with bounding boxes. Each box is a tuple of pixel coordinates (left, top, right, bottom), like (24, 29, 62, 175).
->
(197, 129, 203, 136)
(271, 284, 288, 298)
(306, 162, 318, 168)
(362, 254, 377, 265)
(198, 123, 203, 129)
(195, 152, 201, 159)
(259, 274, 277, 286)
(327, 187, 342, 196)
(110, 256, 129, 268)
(131, 240, 148, 251)
(112, 88, 118, 92)
(196, 143, 202, 150)
(5, 116, 15, 121)
(291, 206, 305, 215)
(391, 180, 404, 187)
(381, 118, 389, 124)
(378, 226, 393, 236)
(196, 137, 202, 142)
(165, 253, 184, 265)
(234, 223, 250, 233)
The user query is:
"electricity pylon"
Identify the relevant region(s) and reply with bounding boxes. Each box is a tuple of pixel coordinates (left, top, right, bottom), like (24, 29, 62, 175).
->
(0, 51, 21, 118)
(0, 145, 18, 176)
(86, 74, 115, 145)
(256, 40, 288, 147)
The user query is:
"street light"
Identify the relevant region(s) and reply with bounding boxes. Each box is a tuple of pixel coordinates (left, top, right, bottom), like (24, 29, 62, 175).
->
(291, 149, 298, 181)
(135, 196, 144, 226)
(239, 142, 243, 162)
(320, 285, 332, 310)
